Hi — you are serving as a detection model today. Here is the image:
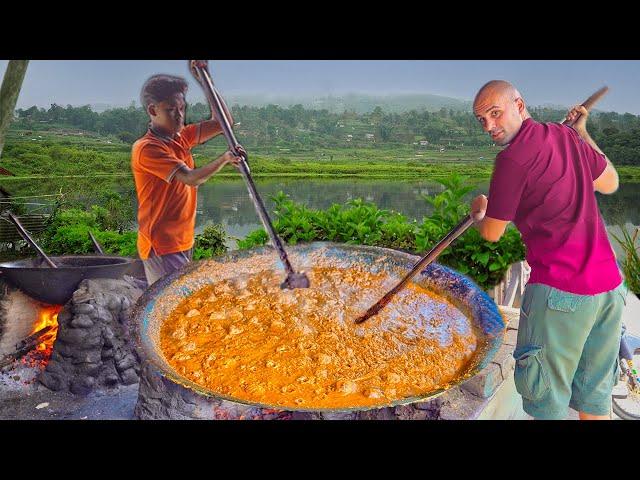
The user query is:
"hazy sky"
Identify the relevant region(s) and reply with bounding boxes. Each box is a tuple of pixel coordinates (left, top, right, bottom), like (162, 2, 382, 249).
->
(2, 60, 639, 113)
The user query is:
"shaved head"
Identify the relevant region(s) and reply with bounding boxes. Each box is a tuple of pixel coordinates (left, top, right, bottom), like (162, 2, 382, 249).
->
(474, 80, 521, 106)
(473, 80, 530, 146)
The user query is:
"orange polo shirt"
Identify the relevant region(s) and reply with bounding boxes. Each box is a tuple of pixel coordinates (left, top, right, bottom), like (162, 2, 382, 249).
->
(131, 122, 215, 260)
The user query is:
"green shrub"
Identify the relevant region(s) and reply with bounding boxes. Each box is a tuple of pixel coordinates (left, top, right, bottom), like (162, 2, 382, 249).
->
(21, 173, 529, 292)
(93, 230, 138, 256)
(193, 223, 228, 259)
(37, 203, 137, 256)
(48, 208, 98, 229)
(237, 229, 269, 250)
(378, 213, 417, 251)
(416, 173, 525, 288)
(42, 224, 95, 254)
(39, 223, 137, 256)
(93, 191, 135, 232)
(236, 175, 527, 291)
(611, 226, 640, 296)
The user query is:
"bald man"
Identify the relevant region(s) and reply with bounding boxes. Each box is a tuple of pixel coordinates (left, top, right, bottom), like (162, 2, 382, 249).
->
(470, 80, 628, 420)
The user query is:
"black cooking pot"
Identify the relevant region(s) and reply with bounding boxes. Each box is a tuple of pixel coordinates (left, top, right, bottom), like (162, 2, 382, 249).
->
(0, 255, 137, 305)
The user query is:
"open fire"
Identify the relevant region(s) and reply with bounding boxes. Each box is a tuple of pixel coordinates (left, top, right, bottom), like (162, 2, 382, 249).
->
(31, 305, 62, 354)
(1, 275, 143, 396)
(0, 297, 63, 376)
(14, 304, 63, 370)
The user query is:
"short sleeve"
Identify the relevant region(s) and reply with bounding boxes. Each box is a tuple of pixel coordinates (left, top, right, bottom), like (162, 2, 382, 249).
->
(181, 120, 222, 147)
(566, 126, 608, 181)
(485, 152, 527, 222)
(198, 119, 222, 143)
(179, 123, 201, 148)
(136, 143, 186, 183)
(581, 139, 608, 181)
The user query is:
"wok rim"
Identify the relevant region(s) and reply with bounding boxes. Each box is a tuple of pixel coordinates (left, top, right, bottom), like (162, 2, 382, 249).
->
(0, 255, 139, 305)
(0, 255, 137, 271)
(132, 242, 505, 413)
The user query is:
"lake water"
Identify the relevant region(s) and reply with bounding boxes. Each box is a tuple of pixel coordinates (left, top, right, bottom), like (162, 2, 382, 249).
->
(193, 178, 640, 255)
(2, 177, 639, 257)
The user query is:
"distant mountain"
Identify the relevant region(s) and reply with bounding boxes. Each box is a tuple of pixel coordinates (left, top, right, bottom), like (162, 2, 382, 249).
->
(224, 93, 473, 114)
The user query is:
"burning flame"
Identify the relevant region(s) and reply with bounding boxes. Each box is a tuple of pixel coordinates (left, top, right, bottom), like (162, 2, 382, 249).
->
(31, 305, 63, 353)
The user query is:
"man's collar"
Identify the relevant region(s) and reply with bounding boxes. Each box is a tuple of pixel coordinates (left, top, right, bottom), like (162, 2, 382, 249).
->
(506, 118, 534, 146)
(148, 124, 179, 144)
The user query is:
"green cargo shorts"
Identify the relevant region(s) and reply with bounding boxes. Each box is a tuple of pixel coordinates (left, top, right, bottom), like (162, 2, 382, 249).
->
(514, 281, 628, 420)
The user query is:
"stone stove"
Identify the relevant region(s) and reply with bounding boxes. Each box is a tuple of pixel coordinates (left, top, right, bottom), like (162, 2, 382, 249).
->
(0, 275, 144, 395)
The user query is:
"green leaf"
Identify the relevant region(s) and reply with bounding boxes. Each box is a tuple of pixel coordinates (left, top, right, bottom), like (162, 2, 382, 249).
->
(488, 262, 502, 271)
(474, 251, 490, 266)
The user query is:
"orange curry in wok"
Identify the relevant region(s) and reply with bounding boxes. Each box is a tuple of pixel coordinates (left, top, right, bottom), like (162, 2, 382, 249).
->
(160, 263, 479, 409)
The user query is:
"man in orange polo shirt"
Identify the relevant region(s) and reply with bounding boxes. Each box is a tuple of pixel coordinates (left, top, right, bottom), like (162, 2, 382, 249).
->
(131, 67, 241, 286)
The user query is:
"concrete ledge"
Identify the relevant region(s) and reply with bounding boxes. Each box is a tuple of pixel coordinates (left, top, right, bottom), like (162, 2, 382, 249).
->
(452, 306, 522, 418)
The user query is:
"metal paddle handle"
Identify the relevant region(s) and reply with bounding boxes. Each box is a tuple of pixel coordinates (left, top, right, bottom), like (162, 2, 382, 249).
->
(190, 62, 301, 281)
(356, 214, 475, 324)
(6, 212, 57, 268)
(88, 230, 104, 255)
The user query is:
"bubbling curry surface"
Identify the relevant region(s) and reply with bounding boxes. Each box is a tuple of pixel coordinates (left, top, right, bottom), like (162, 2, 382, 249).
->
(160, 264, 479, 409)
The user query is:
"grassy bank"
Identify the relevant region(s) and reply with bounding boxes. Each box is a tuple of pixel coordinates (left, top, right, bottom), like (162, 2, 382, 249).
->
(2, 167, 640, 182)
(3, 130, 640, 181)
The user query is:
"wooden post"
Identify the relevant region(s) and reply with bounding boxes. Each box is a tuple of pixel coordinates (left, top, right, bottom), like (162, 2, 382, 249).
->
(0, 60, 29, 158)
(521, 260, 531, 292)
(502, 261, 521, 308)
(490, 261, 529, 308)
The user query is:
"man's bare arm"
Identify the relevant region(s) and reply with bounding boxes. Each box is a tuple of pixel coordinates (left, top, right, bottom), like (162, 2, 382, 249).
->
(578, 128, 618, 194)
(477, 216, 510, 242)
(566, 105, 619, 194)
(173, 150, 240, 187)
(470, 194, 510, 242)
(198, 98, 235, 144)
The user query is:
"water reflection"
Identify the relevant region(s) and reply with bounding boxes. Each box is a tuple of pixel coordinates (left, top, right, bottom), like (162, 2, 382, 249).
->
(2, 177, 639, 254)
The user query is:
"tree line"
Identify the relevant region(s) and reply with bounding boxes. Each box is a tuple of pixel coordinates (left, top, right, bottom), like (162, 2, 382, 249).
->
(12, 103, 640, 164)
